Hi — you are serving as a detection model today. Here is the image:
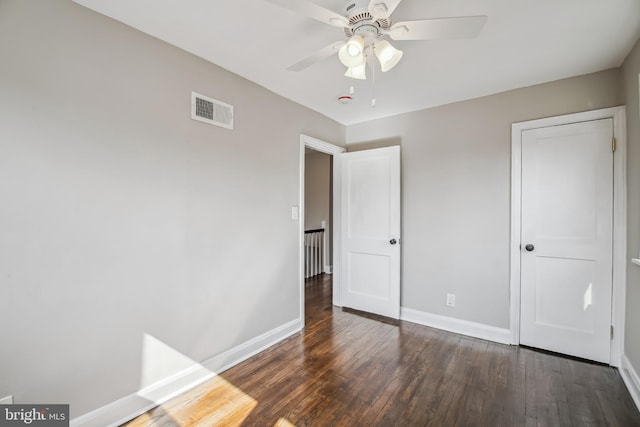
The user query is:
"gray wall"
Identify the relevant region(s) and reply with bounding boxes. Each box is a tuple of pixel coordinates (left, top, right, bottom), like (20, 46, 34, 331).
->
(347, 69, 623, 329)
(0, 0, 344, 418)
(622, 39, 640, 377)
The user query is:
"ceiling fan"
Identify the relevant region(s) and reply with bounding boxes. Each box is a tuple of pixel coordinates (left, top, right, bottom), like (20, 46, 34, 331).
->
(265, 0, 487, 80)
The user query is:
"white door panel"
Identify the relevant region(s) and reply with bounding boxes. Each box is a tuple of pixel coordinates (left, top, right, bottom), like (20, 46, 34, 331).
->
(347, 156, 391, 240)
(341, 146, 400, 319)
(534, 256, 596, 333)
(520, 118, 613, 363)
(348, 252, 390, 299)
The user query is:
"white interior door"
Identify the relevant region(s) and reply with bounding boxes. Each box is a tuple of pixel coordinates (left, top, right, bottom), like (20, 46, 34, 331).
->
(340, 146, 400, 319)
(520, 118, 613, 363)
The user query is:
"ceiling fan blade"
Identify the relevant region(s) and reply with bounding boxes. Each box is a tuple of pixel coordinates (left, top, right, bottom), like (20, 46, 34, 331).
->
(264, 0, 349, 28)
(368, 0, 403, 20)
(388, 15, 488, 41)
(286, 41, 345, 72)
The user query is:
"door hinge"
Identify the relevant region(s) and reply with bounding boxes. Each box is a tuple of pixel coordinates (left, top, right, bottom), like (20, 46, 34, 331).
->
(610, 325, 614, 340)
(612, 137, 617, 152)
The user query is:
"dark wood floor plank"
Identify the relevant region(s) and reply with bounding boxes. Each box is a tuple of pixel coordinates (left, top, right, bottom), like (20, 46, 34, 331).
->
(125, 275, 640, 427)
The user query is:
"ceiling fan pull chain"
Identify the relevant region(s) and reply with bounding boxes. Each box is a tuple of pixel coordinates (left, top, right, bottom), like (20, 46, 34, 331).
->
(371, 50, 376, 107)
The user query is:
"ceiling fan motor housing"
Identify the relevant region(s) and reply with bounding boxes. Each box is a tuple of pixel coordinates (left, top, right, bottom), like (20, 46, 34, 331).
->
(343, 0, 389, 40)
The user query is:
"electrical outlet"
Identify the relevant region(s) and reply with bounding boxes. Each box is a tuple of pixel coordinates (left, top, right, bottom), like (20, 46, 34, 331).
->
(446, 293, 456, 307)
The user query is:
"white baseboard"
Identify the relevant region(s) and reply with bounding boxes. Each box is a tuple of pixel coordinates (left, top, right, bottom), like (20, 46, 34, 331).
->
(203, 319, 301, 373)
(0, 395, 13, 405)
(620, 354, 640, 412)
(400, 307, 511, 345)
(71, 319, 302, 427)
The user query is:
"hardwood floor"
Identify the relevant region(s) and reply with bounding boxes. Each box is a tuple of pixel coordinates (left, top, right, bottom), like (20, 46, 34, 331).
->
(125, 274, 640, 426)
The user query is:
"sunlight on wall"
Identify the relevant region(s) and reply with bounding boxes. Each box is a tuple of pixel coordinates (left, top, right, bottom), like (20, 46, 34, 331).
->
(140, 334, 203, 390)
(583, 282, 593, 311)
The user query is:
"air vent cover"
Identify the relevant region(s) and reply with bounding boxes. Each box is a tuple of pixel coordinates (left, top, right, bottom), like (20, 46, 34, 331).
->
(191, 92, 234, 130)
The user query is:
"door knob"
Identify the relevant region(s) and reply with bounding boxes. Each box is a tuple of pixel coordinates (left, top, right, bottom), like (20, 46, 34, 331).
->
(390, 239, 397, 245)
(525, 244, 535, 252)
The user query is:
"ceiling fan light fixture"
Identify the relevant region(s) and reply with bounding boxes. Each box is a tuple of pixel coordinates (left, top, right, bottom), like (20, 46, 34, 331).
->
(374, 40, 403, 72)
(338, 35, 365, 68)
(344, 63, 366, 80)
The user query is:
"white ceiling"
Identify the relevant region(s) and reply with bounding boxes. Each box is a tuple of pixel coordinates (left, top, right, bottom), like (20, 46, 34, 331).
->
(73, 0, 640, 125)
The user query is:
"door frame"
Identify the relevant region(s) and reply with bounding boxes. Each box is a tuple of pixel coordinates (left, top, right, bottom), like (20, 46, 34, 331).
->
(509, 106, 627, 366)
(299, 134, 345, 327)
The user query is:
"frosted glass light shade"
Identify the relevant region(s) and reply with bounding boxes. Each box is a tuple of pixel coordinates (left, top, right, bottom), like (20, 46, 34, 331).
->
(344, 62, 366, 80)
(375, 40, 403, 72)
(339, 35, 365, 68)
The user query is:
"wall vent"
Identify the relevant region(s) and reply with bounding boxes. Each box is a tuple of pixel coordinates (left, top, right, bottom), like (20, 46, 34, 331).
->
(191, 92, 234, 130)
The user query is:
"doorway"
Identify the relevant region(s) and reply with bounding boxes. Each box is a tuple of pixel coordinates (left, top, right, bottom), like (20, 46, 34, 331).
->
(510, 106, 627, 366)
(299, 135, 345, 327)
(299, 135, 402, 326)
(304, 147, 332, 280)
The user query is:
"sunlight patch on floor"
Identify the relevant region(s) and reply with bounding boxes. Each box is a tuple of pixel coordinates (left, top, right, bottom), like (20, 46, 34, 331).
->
(128, 375, 257, 426)
(274, 418, 296, 427)
(129, 334, 257, 426)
